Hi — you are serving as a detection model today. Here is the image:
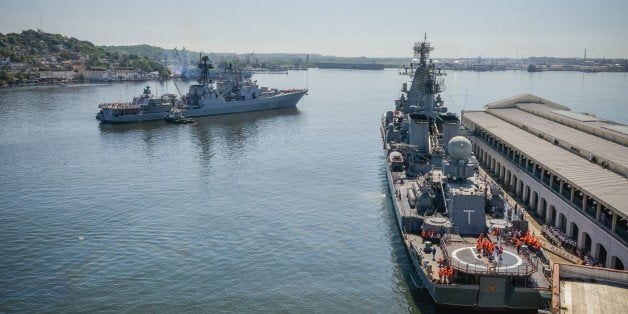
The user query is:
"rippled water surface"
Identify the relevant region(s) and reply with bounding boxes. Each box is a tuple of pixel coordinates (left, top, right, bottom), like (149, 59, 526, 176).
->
(1, 69, 626, 312)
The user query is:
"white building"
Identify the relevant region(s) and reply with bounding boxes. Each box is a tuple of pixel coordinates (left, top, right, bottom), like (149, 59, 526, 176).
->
(462, 94, 628, 270)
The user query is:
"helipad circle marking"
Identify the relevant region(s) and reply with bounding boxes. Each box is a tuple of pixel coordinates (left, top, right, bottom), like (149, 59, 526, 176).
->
(450, 246, 523, 270)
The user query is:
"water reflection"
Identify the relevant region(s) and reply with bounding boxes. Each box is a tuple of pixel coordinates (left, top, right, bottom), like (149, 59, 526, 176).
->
(97, 119, 167, 134)
(193, 107, 301, 155)
(189, 122, 215, 177)
(97, 119, 181, 159)
(97, 107, 302, 170)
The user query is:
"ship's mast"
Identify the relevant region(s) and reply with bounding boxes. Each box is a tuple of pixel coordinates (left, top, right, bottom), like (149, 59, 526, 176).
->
(197, 55, 213, 85)
(403, 35, 445, 117)
(414, 33, 433, 67)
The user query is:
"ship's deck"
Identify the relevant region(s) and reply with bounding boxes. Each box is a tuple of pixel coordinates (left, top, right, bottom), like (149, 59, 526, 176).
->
(391, 170, 551, 289)
(405, 231, 551, 289)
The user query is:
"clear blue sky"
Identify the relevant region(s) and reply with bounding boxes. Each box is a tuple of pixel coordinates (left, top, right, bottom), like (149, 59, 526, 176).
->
(1, 0, 627, 58)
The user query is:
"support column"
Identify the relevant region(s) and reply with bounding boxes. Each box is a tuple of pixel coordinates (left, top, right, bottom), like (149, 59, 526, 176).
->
(549, 174, 554, 188)
(591, 243, 599, 261)
(502, 166, 506, 182)
(510, 174, 516, 191)
(582, 195, 588, 211)
(577, 230, 586, 251)
(606, 255, 612, 270)
(536, 196, 543, 216)
(596, 203, 601, 221)
(612, 212, 618, 233)
(570, 188, 575, 202)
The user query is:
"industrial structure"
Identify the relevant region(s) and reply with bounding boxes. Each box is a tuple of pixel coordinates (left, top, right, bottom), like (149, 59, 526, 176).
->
(462, 94, 628, 270)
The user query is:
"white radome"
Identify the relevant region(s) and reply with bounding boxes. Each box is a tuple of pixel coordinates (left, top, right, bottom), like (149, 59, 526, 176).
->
(448, 136, 472, 161)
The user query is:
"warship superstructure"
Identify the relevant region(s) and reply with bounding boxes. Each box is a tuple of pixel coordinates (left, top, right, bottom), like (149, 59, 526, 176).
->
(381, 37, 551, 310)
(97, 56, 306, 123)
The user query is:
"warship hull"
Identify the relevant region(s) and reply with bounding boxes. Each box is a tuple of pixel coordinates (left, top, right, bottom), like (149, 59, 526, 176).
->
(184, 91, 306, 118)
(98, 90, 306, 123)
(380, 37, 550, 311)
(384, 165, 550, 310)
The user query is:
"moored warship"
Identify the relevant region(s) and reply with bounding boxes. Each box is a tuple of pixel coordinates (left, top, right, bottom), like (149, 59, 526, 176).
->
(381, 37, 552, 310)
(97, 56, 307, 123)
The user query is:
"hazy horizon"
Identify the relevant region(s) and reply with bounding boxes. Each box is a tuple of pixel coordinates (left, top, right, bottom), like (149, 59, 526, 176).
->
(2, 0, 627, 59)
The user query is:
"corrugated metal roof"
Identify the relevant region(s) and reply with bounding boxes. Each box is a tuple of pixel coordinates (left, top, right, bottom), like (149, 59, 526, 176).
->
(517, 103, 628, 145)
(603, 125, 628, 136)
(486, 108, 628, 170)
(550, 109, 605, 122)
(464, 111, 628, 217)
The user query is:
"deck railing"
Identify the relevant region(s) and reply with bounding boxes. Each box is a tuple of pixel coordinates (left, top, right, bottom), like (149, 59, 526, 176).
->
(439, 235, 538, 277)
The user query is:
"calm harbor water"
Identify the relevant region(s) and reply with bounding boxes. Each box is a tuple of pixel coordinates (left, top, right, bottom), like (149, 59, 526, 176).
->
(0, 69, 626, 312)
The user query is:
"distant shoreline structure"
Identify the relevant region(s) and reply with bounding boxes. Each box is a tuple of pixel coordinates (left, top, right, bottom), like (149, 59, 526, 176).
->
(316, 63, 385, 70)
(3, 29, 627, 88)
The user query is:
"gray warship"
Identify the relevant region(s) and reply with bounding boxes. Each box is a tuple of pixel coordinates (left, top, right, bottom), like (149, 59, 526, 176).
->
(97, 56, 306, 123)
(380, 37, 551, 310)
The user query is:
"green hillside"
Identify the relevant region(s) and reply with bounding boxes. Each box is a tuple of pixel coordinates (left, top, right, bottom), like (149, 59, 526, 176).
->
(0, 30, 170, 85)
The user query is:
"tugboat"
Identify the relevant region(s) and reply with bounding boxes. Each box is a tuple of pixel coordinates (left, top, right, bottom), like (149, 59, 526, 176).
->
(380, 36, 551, 311)
(96, 56, 307, 123)
(164, 109, 194, 124)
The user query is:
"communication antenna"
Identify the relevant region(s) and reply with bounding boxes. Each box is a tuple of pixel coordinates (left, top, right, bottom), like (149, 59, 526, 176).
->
(40, 14, 43, 31)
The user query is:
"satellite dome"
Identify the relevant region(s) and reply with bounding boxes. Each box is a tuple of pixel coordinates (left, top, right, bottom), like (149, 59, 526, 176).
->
(448, 136, 472, 161)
